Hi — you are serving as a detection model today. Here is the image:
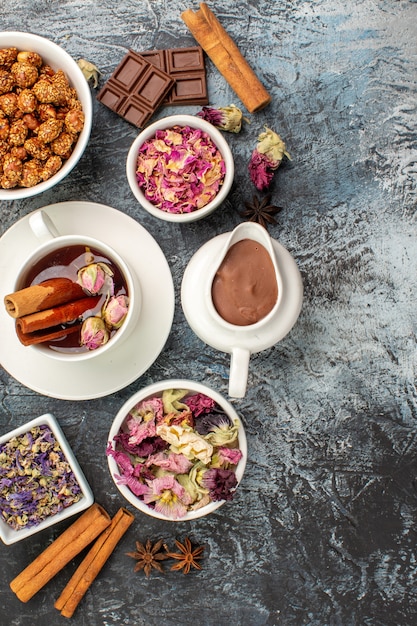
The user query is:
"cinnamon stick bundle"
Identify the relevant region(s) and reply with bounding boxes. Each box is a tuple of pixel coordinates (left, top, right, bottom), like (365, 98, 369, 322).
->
(181, 3, 272, 113)
(55, 508, 134, 618)
(4, 278, 85, 318)
(10, 503, 111, 603)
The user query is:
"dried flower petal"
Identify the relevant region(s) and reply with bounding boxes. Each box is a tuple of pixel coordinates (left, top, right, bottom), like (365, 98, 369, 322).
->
(136, 125, 225, 214)
(0, 425, 82, 530)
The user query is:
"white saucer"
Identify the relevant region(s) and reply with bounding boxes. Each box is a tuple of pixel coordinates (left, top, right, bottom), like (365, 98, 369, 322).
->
(0, 202, 174, 400)
(181, 232, 303, 354)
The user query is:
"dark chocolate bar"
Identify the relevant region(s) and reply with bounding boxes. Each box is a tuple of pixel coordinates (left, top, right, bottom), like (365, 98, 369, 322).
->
(139, 46, 208, 106)
(97, 50, 175, 128)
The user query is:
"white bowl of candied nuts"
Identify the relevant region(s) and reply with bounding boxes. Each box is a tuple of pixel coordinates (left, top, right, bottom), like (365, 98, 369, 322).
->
(0, 32, 92, 200)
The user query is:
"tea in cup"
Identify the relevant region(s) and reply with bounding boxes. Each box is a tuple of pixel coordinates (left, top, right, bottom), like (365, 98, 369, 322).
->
(206, 222, 283, 397)
(4, 210, 140, 361)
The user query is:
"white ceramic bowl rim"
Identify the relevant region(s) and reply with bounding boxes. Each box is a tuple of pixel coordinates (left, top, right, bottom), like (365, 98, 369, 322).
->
(107, 379, 247, 521)
(0, 31, 92, 201)
(126, 114, 235, 223)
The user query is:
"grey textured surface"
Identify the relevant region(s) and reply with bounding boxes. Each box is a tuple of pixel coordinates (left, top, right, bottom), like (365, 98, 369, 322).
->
(1, 1, 417, 625)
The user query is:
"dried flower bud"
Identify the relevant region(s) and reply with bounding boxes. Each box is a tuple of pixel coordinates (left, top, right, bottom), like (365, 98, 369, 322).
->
(80, 316, 109, 350)
(197, 104, 243, 133)
(102, 295, 129, 329)
(77, 261, 114, 295)
(77, 59, 101, 88)
(248, 126, 291, 191)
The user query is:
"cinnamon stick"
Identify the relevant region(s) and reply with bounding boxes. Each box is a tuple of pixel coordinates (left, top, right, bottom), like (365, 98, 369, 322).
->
(10, 503, 111, 603)
(15, 321, 82, 347)
(55, 508, 134, 618)
(16, 296, 100, 335)
(181, 3, 271, 113)
(4, 278, 86, 318)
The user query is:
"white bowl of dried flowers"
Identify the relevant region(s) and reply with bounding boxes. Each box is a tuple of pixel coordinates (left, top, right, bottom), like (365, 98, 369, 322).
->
(126, 114, 234, 223)
(0, 413, 93, 545)
(107, 380, 247, 521)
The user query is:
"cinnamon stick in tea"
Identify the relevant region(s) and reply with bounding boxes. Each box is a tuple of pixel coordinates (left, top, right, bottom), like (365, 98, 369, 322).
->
(4, 278, 86, 318)
(15, 322, 82, 347)
(15, 296, 100, 335)
(10, 503, 111, 603)
(55, 508, 135, 618)
(181, 2, 271, 113)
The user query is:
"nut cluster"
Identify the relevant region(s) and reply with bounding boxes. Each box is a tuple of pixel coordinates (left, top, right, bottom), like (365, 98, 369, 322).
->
(0, 46, 84, 189)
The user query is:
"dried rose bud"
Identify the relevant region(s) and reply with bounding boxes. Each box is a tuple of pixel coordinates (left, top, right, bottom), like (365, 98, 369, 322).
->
(77, 262, 114, 295)
(248, 126, 291, 191)
(196, 104, 243, 133)
(77, 59, 101, 88)
(102, 295, 129, 329)
(80, 316, 109, 350)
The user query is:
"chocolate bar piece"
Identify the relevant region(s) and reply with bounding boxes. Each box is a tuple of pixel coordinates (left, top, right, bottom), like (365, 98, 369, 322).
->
(97, 50, 175, 128)
(139, 46, 208, 106)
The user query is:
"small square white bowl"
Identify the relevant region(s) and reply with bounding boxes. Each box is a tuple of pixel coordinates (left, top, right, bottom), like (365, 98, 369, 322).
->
(0, 413, 93, 545)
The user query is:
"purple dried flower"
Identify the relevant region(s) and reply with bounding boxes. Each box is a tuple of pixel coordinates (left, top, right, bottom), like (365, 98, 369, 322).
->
(197, 104, 242, 133)
(201, 468, 238, 501)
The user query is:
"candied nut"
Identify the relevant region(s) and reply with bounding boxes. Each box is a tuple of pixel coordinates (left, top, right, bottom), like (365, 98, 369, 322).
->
(17, 89, 37, 113)
(0, 47, 18, 69)
(0, 112, 10, 140)
(65, 109, 84, 134)
(51, 131, 75, 157)
(41, 154, 62, 181)
(33, 79, 63, 105)
(9, 119, 28, 146)
(1, 174, 18, 188)
(11, 145, 27, 161)
(38, 103, 57, 121)
(20, 158, 43, 187)
(37, 118, 63, 144)
(24, 136, 51, 161)
(11, 62, 39, 88)
(22, 113, 40, 131)
(0, 69, 14, 95)
(17, 50, 43, 68)
(0, 92, 18, 117)
(3, 153, 23, 184)
(0, 139, 8, 158)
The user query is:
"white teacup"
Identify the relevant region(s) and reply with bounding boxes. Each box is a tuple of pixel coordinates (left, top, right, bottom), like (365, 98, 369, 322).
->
(205, 222, 283, 398)
(10, 210, 140, 361)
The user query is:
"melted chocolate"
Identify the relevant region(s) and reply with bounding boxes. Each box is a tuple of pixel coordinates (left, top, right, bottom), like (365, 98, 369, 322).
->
(211, 239, 278, 326)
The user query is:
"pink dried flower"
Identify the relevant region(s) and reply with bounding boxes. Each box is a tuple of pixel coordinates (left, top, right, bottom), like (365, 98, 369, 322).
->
(248, 126, 291, 191)
(102, 294, 129, 329)
(142, 474, 193, 520)
(80, 316, 109, 350)
(197, 104, 243, 133)
(77, 261, 114, 295)
(136, 125, 225, 214)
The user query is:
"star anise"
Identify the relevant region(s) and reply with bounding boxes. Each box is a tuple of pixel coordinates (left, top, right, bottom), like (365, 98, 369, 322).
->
(239, 193, 282, 230)
(126, 539, 169, 577)
(165, 537, 204, 575)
